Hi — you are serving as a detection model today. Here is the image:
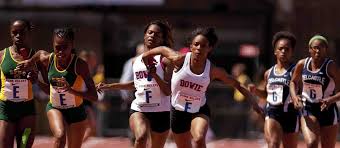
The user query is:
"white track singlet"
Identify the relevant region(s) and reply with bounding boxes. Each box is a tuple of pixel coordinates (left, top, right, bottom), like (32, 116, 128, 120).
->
(171, 52, 211, 113)
(131, 54, 170, 112)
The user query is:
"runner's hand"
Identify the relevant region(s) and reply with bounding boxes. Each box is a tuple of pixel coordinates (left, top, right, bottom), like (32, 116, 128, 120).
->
(320, 98, 332, 111)
(16, 59, 34, 71)
(52, 77, 70, 92)
(252, 103, 265, 119)
(248, 83, 257, 94)
(96, 82, 110, 93)
(293, 95, 303, 110)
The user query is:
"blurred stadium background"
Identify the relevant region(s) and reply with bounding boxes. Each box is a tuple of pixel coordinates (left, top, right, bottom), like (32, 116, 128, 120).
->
(1, 0, 340, 147)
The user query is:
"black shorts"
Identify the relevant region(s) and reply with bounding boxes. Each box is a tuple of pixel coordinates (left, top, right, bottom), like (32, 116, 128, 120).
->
(0, 100, 36, 122)
(171, 103, 211, 134)
(82, 99, 93, 107)
(302, 102, 339, 127)
(46, 102, 87, 124)
(266, 103, 300, 133)
(129, 110, 170, 133)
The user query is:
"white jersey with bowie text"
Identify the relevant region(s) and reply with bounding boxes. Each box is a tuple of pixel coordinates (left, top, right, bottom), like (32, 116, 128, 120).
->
(171, 52, 211, 113)
(131, 54, 170, 112)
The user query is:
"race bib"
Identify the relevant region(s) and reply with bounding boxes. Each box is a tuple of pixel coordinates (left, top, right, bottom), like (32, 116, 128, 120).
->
(50, 87, 76, 109)
(175, 93, 201, 113)
(4, 79, 29, 102)
(302, 83, 323, 102)
(267, 84, 283, 105)
(135, 83, 161, 107)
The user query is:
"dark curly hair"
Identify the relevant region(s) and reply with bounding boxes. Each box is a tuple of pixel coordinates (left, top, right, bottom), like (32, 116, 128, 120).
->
(144, 20, 174, 48)
(188, 27, 218, 47)
(272, 31, 296, 49)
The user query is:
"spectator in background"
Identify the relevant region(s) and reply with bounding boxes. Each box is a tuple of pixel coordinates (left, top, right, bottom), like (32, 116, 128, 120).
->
(119, 43, 145, 110)
(248, 64, 266, 137)
(231, 63, 253, 138)
(252, 64, 267, 105)
(232, 63, 252, 103)
(79, 50, 105, 141)
(79, 50, 105, 86)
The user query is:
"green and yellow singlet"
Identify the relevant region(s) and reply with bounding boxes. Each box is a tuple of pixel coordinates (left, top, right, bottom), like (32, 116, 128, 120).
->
(48, 53, 86, 109)
(0, 47, 34, 102)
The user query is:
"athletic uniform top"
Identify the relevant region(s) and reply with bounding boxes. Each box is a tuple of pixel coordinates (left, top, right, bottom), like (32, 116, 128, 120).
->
(266, 64, 295, 112)
(171, 52, 211, 113)
(131, 54, 170, 112)
(0, 47, 34, 102)
(302, 57, 335, 103)
(48, 53, 87, 109)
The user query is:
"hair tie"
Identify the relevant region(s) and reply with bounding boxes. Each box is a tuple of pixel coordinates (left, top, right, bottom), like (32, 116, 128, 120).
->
(309, 35, 328, 46)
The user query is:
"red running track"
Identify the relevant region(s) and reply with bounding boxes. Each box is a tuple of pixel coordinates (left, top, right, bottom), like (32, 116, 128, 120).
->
(27, 136, 340, 148)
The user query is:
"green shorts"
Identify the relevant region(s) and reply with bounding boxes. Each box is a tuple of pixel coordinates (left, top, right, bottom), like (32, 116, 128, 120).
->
(0, 100, 36, 122)
(46, 102, 87, 124)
